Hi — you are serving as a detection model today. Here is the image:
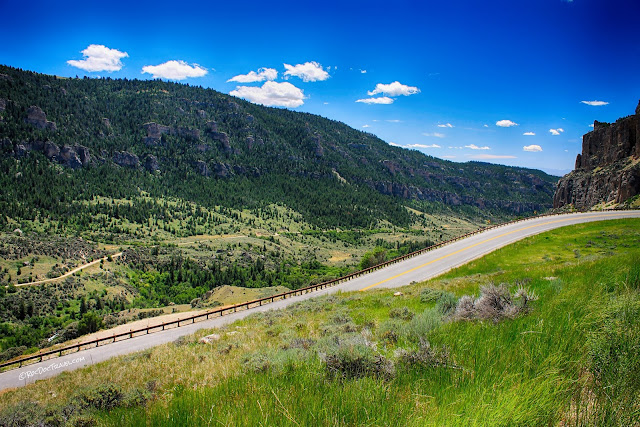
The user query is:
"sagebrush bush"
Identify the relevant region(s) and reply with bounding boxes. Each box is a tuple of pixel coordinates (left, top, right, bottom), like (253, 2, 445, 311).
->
(397, 340, 451, 369)
(435, 292, 458, 316)
(404, 308, 442, 343)
(324, 342, 395, 380)
(453, 283, 537, 322)
(70, 383, 125, 411)
(389, 306, 414, 321)
(420, 287, 446, 303)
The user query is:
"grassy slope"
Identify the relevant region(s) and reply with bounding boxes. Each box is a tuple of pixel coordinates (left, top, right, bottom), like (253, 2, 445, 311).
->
(1, 219, 639, 425)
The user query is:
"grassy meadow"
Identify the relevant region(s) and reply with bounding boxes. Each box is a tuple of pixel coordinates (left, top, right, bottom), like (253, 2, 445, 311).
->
(1, 219, 639, 426)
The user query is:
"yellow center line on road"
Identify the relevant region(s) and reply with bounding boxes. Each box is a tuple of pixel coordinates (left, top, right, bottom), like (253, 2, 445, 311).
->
(359, 212, 635, 292)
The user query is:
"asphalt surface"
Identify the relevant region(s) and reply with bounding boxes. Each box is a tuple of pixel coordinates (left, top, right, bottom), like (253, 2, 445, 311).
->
(2, 210, 638, 391)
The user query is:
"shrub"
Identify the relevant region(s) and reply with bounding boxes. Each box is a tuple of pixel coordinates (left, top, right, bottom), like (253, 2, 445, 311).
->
(77, 311, 103, 335)
(420, 287, 446, 303)
(0, 401, 51, 427)
(0, 345, 27, 362)
(453, 283, 537, 322)
(359, 247, 387, 270)
(404, 308, 442, 343)
(389, 306, 414, 321)
(324, 342, 395, 380)
(397, 340, 451, 369)
(70, 383, 125, 411)
(378, 319, 402, 344)
(435, 292, 458, 316)
(454, 295, 476, 320)
(281, 337, 316, 350)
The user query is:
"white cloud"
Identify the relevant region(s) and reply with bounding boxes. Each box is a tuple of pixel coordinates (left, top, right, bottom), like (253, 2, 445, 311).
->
(407, 143, 441, 149)
(589, 123, 594, 128)
(227, 67, 277, 83)
(67, 44, 128, 72)
(422, 132, 446, 138)
(142, 60, 207, 80)
(496, 119, 518, 127)
(386, 119, 402, 123)
(469, 154, 517, 160)
(283, 61, 329, 82)
(441, 155, 456, 159)
(368, 81, 420, 97)
(356, 97, 394, 104)
(230, 81, 305, 108)
(581, 100, 609, 106)
(362, 124, 370, 128)
(523, 144, 543, 152)
(483, 124, 489, 128)
(437, 123, 454, 128)
(549, 128, 564, 136)
(465, 144, 490, 150)
(523, 132, 536, 136)
(388, 142, 402, 147)
(360, 69, 367, 74)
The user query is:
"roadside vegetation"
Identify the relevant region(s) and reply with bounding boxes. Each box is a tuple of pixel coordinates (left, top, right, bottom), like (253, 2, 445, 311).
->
(1, 219, 638, 425)
(0, 205, 469, 362)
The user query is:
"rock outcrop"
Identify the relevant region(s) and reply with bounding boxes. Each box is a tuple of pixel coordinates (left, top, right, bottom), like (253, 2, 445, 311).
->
(194, 160, 211, 177)
(25, 106, 56, 131)
(112, 151, 140, 168)
(554, 101, 640, 209)
(143, 122, 200, 145)
(3, 139, 91, 169)
(143, 154, 160, 172)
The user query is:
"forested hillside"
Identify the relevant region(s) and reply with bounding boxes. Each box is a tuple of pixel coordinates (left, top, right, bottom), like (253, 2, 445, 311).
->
(0, 65, 556, 234)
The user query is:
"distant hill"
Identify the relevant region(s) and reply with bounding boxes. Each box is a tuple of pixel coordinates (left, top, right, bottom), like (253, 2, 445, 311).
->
(0, 65, 556, 231)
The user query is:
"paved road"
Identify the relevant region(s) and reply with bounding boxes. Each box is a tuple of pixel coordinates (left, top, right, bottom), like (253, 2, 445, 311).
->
(2, 211, 638, 390)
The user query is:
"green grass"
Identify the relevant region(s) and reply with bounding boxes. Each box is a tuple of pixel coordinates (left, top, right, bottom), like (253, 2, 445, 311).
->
(2, 219, 639, 426)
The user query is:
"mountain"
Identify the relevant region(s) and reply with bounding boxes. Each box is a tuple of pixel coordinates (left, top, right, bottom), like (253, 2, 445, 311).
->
(554, 101, 640, 209)
(0, 65, 556, 232)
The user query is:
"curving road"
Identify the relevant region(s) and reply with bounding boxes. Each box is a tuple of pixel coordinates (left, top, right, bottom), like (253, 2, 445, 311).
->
(1, 210, 639, 391)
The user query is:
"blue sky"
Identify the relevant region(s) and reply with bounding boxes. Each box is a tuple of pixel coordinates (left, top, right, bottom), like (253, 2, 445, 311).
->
(2, 0, 639, 175)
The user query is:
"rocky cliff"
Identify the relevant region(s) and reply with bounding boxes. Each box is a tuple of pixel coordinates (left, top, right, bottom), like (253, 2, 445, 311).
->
(554, 101, 640, 209)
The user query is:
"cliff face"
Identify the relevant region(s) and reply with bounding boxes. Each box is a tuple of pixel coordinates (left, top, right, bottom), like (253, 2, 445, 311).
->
(554, 101, 640, 209)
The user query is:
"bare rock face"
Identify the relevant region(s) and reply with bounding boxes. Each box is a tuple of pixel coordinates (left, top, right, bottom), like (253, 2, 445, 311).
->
(25, 106, 57, 131)
(205, 120, 218, 133)
(113, 151, 140, 168)
(44, 141, 60, 160)
(59, 145, 83, 169)
(143, 154, 160, 172)
(75, 145, 91, 167)
(143, 122, 200, 145)
(208, 131, 232, 153)
(195, 160, 211, 177)
(143, 122, 171, 145)
(174, 126, 200, 140)
(213, 162, 230, 178)
(554, 100, 640, 209)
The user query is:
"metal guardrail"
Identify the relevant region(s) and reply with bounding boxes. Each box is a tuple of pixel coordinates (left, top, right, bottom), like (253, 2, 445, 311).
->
(1, 208, 632, 372)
